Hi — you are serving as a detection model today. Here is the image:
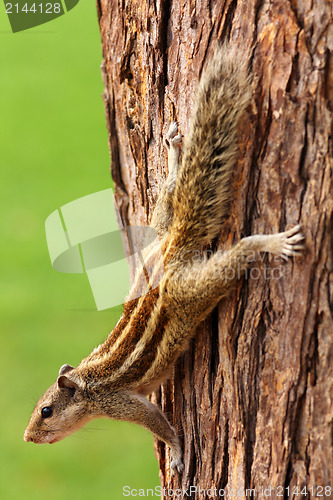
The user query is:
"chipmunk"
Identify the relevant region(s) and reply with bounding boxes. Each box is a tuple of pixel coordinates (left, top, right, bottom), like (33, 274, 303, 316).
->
(23, 44, 304, 474)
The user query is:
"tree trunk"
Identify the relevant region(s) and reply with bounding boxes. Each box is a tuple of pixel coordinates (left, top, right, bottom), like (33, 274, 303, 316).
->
(97, 0, 333, 497)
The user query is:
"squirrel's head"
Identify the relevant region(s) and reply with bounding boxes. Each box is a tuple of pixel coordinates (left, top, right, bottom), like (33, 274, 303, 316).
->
(23, 364, 91, 444)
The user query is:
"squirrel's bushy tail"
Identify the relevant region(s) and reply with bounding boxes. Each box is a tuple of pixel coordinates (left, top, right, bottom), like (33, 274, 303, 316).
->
(171, 44, 251, 251)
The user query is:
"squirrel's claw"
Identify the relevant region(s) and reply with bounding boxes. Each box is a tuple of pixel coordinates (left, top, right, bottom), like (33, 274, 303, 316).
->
(164, 122, 183, 150)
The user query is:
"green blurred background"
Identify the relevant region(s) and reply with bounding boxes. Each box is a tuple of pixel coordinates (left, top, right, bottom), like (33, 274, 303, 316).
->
(0, 2, 159, 498)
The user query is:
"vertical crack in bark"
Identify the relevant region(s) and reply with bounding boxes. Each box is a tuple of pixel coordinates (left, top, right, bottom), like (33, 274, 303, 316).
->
(131, 126, 149, 216)
(158, 0, 171, 120)
(210, 307, 220, 384)
(328, 213, 333, 313)
(244, 314, 266, 490)
(298, 107, 309, 218)
(186, 436, 196, 486)
(283, 458, 293, 499)
(220, 0, 238, 41)
(325, 50, 333, 110)
(308, 312, 321, 387)
(109, 86, 127, 195)
(257, 96, 273, 167)
(232, 281, 249, 357)
(119, 34, 135, 83)
(247, 151, 262, 230)
(286, 41, 300, 96)
(219, 419, 229, 491)
(252, 0, 264, 51)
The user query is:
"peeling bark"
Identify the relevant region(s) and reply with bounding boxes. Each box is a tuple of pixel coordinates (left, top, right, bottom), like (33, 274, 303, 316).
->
(97, 0, 333, 497)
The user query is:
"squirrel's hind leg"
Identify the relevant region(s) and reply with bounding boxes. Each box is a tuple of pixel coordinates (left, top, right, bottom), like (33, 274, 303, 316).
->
(163, 121, 182, 194)
(150, 123, 182, 239)
(168, 225, 305, 323)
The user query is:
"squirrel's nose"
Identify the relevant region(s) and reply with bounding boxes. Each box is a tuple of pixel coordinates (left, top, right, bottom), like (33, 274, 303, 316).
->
(23, 429, 33, 442)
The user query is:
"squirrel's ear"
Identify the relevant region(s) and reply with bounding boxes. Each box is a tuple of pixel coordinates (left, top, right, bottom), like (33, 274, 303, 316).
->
(57, 375, 78, 390)
(58, 364, 74, 376)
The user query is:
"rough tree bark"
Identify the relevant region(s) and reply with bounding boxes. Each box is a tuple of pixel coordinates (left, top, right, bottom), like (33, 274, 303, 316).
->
(97, 0, 332, 497)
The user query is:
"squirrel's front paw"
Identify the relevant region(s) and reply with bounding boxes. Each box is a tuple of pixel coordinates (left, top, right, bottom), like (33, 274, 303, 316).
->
(169, 443, 184, 475)
(164, 122, 182, 150)
(170, 455, 184, 476)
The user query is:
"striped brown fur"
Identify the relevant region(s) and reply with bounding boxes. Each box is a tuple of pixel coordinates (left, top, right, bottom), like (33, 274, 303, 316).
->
(83, 288, 160, 379)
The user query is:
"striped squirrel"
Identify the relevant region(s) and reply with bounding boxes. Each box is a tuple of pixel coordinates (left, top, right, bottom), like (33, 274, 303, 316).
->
(23, 45, 304, 474)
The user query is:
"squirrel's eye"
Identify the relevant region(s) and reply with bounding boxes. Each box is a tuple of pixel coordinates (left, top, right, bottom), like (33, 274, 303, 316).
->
(41, 407, 53, 419)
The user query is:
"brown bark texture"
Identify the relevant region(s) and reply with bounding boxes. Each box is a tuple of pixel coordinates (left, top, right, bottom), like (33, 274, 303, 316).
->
(97, 0, 333, 497)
